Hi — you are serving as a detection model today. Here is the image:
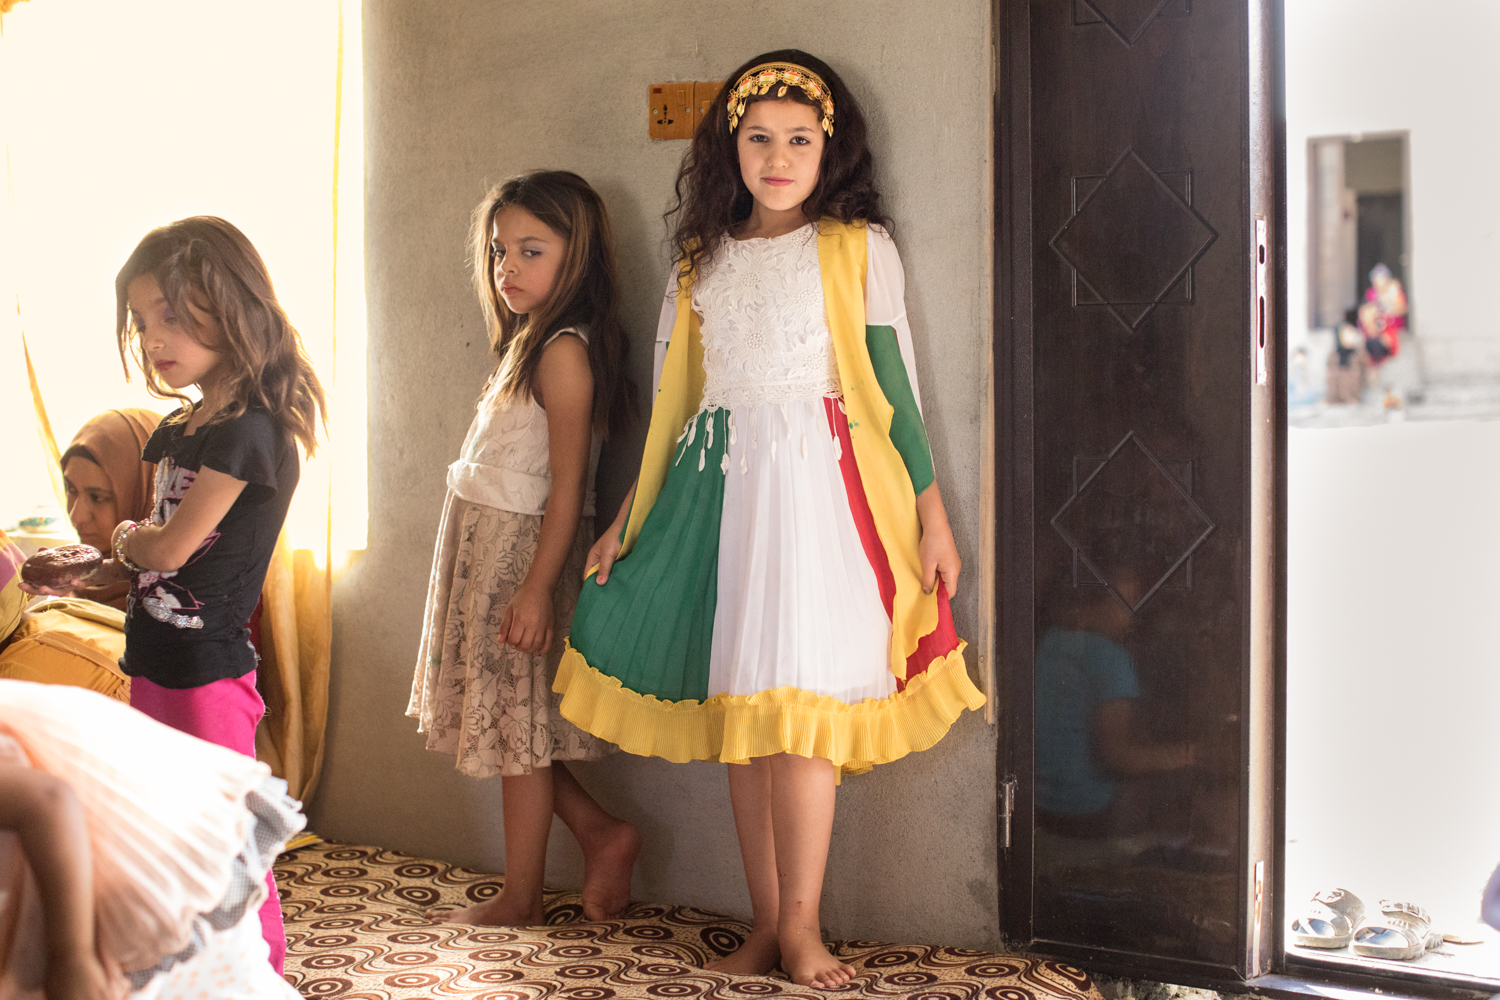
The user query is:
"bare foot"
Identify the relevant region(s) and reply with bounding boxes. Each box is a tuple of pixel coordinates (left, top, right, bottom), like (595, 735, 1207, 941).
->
(579, 820, 640, 921)
(424, 890, 544, 927)
(706, 925, 781, 977)
(779, 925, 855, 988)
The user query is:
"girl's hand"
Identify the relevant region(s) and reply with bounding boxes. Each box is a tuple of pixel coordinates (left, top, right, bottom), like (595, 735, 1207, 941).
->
(919, 521, 961, 600)
(45, 950, 127, 1000)
(914, 482, 961, 599)
(17, 579, 77, 598)
(586, 528, 623, 585)
(587, 483, 637, 585)
(500, 582, 554, 655)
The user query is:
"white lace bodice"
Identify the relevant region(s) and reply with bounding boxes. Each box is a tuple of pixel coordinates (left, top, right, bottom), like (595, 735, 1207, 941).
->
(692, 224, 841, 410)
(446, 330, 600, 517)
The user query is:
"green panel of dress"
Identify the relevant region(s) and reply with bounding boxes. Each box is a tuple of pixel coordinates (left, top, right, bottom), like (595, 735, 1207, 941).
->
(570, 409, 727, 702)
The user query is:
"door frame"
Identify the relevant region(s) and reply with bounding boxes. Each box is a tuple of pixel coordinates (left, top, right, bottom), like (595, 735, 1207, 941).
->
(992, 2, 1487, 996)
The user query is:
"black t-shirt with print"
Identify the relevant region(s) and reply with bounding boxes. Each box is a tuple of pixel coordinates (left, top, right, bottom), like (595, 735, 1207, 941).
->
(123, 405, 299, 688)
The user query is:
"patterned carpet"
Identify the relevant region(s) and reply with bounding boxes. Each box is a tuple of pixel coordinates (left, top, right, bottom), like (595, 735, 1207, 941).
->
(277, 840, 1100, 1000)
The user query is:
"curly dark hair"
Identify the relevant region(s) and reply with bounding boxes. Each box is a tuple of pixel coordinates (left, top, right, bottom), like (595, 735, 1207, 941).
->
(665, 49, 890, 277)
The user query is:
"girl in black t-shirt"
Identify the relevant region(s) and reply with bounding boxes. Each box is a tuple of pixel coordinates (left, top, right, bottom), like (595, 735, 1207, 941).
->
(22, 216, 326, 975)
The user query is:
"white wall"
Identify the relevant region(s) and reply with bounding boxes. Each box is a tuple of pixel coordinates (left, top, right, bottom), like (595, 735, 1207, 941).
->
(314, 0, 999, 950)
(1286, 0, 1500, 378)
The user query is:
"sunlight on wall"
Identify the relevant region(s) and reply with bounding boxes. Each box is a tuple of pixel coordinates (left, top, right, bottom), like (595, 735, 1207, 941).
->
(0, 0, 366, 559)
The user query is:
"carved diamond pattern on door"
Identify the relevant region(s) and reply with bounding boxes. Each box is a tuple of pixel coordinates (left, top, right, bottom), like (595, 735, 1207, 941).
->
(1050, 148, 1218, 332)
(1073, 0, 1192, 46)
(1069, 170, 1197, 310)
(1051, 431, 1215, 613)
(1070, 454, 1195, 593)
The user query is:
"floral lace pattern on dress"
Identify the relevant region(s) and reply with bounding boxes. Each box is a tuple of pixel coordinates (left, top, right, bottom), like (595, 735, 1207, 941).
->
(693, 225, 841, 411)
(407, 494, 613, 778)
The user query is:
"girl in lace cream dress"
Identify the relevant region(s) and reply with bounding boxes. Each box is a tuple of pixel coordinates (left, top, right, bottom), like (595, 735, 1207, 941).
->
(554, 51, 986, 987)
(407, 172, 639, 927)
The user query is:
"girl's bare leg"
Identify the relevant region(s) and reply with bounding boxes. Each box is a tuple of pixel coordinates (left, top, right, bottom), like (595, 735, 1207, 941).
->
(427, 768, 553, 926)
(551, 763, 640, 920)
(707, 757, 783, 976)
(768, 753, 855, 988)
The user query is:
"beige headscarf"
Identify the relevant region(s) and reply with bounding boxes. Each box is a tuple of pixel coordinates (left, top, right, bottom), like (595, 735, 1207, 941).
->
(60, 408, 162, 608)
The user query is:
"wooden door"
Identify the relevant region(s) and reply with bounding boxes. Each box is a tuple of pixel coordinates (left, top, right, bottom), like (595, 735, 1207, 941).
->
(995, 0, 1283, 984)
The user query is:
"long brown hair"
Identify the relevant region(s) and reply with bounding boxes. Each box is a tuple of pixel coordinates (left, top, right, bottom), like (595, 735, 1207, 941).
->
(666, 49, 890, 278)
(471, 171, 635, 439)
(115, 217, 327, 456)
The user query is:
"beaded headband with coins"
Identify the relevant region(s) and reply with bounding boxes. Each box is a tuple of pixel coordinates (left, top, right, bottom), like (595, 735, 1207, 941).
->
(726, 63, 835, 137)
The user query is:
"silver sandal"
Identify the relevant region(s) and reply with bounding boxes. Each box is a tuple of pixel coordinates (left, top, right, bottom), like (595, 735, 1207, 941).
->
(1290, 888, 1365, 949)
(1352, 900, 1441, 961)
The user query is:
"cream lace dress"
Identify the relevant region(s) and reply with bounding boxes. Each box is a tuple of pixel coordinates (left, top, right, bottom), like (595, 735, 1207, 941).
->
(407, 330, 615, 778)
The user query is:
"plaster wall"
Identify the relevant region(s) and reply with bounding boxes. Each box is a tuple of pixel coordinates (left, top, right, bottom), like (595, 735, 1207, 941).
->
(1286, 0, 1500, 378)
(314, 0, 999, 949)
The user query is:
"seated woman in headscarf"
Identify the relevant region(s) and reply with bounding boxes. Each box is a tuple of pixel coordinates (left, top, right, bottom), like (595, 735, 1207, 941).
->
(58, 409, 161, 610)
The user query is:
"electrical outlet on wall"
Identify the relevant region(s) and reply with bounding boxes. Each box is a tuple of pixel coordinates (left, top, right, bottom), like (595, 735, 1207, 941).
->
(648, 81, 724, 140)
(695, 80, 724, 124)
(648, 82, 695, 140)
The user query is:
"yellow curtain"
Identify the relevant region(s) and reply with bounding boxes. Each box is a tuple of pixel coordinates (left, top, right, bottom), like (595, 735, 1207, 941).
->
(23, 333, 66, 513)
(255, 533, 331, 801)
(254, 0, 361, 804)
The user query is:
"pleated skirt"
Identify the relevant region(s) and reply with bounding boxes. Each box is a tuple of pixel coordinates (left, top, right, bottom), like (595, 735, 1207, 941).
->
(556, 397, 982, 776)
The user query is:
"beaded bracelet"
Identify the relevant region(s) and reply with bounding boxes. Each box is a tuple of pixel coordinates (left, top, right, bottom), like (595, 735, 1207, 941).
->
(113, 520, 148, 575)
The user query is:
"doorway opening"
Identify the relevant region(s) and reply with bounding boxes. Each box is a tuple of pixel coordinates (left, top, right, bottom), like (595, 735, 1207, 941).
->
(1285, 5, 1500, 985)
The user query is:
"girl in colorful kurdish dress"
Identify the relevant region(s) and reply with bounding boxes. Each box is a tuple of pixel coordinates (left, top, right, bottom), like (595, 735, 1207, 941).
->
(555, 50, 986, 988)
(20, 216, 327, 975)
(407, 172, 641, 927)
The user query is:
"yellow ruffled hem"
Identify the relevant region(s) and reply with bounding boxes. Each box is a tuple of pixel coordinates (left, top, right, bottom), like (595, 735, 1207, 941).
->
(552, 639, 986, 777)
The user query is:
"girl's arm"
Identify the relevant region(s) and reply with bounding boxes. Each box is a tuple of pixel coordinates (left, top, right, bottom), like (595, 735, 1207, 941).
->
(118, 467, 247, 572)
(586, 481, 636, 585)
(916, 482, 961, 599)
(0, 766, 126, 1000)
(581, 265, 670, 587)
(867, 228, 960, 598)
(502, 335, 595, 654)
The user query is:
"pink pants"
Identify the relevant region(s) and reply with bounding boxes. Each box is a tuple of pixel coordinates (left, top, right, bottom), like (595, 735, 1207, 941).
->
(130, 672, 286, 975)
